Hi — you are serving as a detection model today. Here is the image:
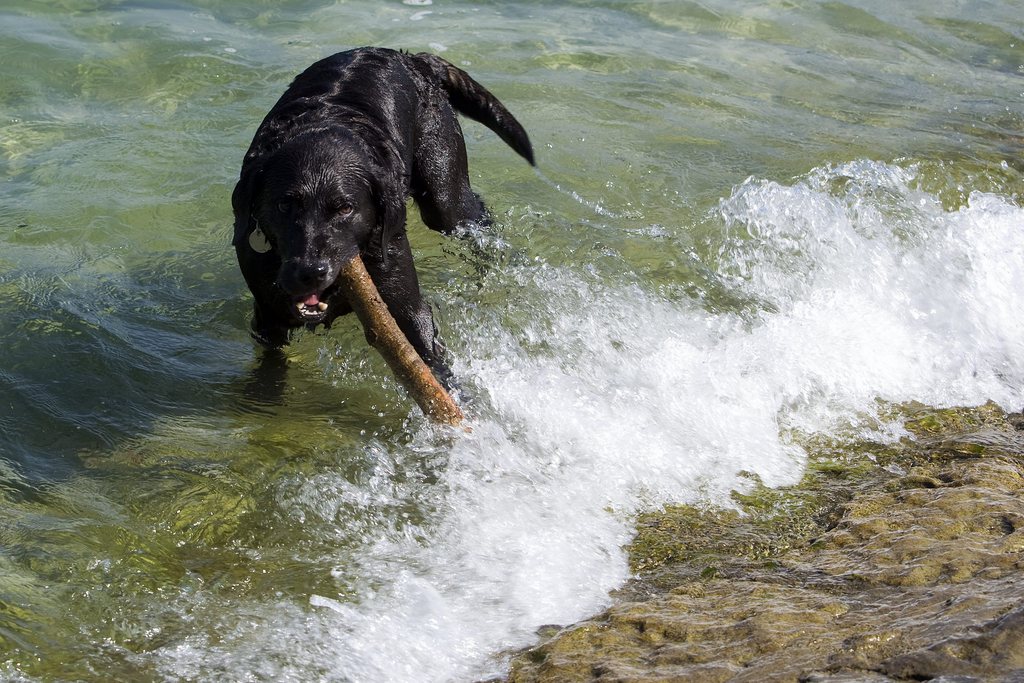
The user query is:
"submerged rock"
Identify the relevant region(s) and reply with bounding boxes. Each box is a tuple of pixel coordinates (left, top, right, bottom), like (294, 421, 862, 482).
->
(507, 403, 1024, 682)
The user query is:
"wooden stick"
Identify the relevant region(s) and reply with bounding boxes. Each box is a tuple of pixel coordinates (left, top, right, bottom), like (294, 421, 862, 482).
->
(336, 254, 465, 426)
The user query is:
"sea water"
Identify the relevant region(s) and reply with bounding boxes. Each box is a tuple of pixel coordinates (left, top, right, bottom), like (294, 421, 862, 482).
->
(0, 1, 1021, 681)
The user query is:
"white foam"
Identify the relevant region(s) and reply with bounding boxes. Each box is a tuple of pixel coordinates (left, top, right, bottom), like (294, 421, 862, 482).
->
(715, 160, 1024, 422)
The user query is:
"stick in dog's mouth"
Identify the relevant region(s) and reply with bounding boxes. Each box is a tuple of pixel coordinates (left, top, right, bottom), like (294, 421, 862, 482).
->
(335, 254, 464, 426)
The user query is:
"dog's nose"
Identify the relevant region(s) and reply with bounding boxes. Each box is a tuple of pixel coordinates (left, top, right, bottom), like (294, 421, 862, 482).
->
(299, 261, 329, 283)
(280, 259, 332, 293)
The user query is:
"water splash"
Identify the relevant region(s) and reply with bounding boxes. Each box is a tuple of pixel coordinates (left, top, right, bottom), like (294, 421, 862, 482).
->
(714, 160, 1024, 426)
(149, 160, 1024, 681)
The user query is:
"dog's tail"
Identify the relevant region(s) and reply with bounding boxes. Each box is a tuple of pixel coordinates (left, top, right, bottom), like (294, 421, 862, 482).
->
(413, 52, 535, 166)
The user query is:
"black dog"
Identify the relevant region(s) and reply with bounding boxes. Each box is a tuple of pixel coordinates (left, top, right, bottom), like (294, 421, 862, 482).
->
(232, 47, 533, 387)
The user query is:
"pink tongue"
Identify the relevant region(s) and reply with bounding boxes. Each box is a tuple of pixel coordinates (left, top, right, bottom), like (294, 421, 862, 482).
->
(303, 294, 320, 306)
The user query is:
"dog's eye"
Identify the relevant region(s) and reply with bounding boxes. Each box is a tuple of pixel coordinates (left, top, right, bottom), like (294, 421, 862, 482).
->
(277, 196, 302, 213)
(335, 203, 354, 217)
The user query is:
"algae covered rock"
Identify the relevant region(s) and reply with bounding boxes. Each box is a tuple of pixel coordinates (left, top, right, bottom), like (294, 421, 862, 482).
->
(507, 404, 1024, 682)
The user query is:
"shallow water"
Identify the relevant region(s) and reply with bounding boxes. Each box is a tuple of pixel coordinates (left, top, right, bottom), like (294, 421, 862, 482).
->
(1, 1, 1022, 681)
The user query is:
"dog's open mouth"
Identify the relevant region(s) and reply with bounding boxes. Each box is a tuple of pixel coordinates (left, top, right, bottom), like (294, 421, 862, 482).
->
(285, 273, 342, 324)
(293, 290, 333, 323)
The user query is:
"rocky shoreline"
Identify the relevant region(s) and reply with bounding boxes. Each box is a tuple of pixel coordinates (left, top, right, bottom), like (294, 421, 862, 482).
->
(505, 403, 1024, 682)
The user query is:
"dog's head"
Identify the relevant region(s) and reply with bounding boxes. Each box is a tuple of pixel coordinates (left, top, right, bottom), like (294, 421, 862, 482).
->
(233, 129, 405, 324)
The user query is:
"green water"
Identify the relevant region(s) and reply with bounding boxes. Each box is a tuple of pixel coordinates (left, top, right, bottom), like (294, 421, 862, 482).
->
(1, 1, 1022, 681)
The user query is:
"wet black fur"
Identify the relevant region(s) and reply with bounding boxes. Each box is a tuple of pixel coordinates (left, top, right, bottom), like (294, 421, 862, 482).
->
(231, 47, 533, 387)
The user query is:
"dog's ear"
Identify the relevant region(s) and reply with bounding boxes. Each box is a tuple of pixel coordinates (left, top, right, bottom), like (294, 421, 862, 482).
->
(230, 164, 264, 247)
